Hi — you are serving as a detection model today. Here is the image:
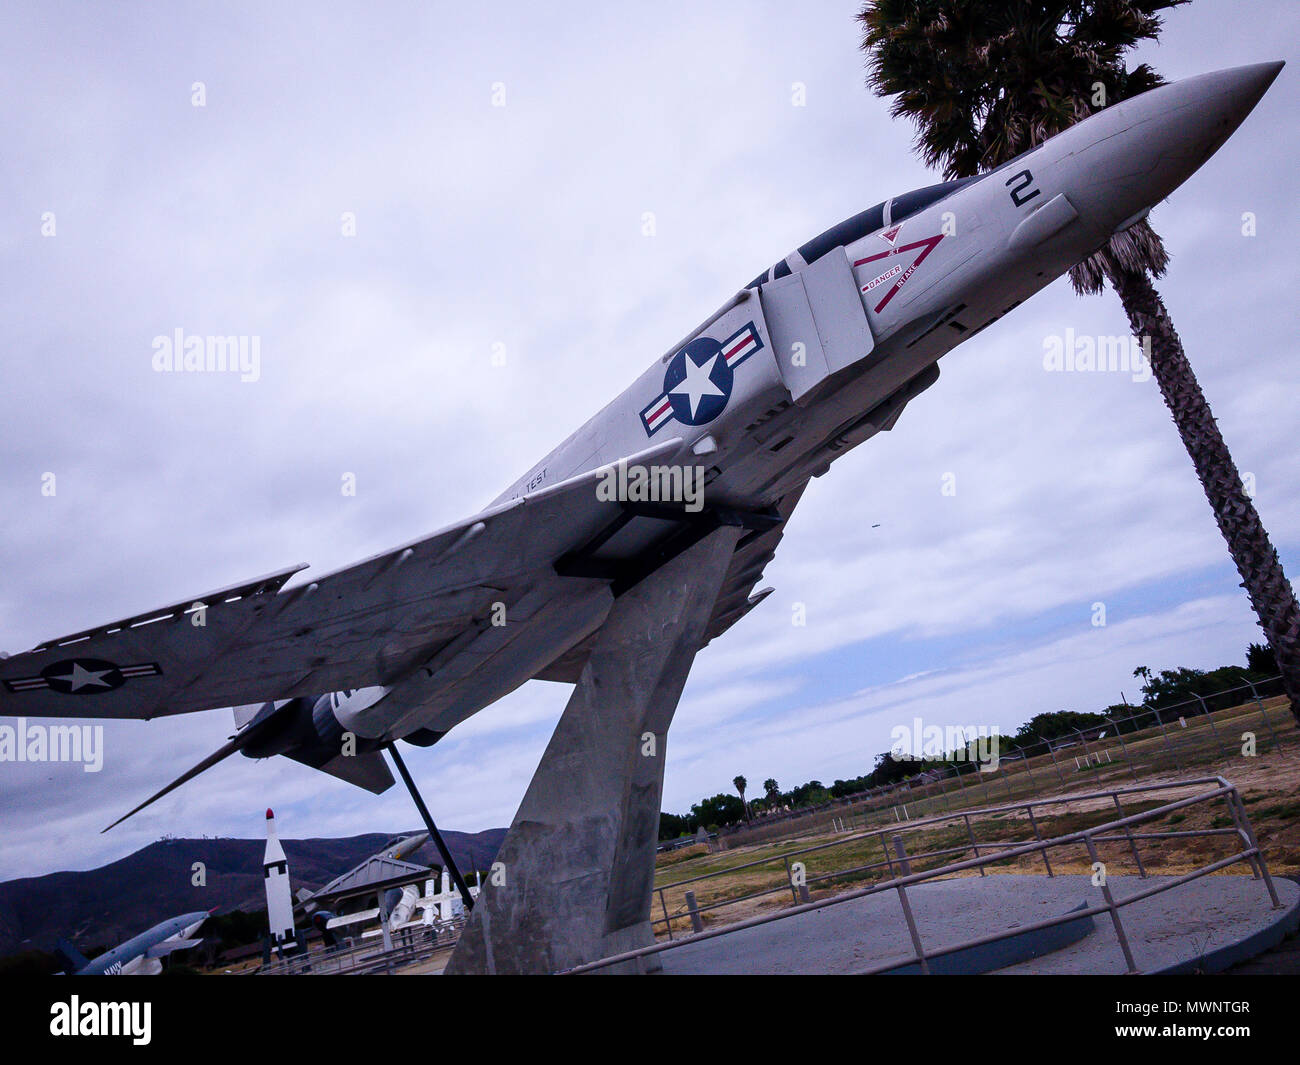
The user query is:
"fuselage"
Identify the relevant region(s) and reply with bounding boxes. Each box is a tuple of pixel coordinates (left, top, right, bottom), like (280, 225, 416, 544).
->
(75, 911, 207, 975)
(498, 63, 1280, 514)
(269, 63, 1280, 751)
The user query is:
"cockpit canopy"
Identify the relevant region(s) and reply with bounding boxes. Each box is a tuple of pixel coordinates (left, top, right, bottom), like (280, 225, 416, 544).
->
(747, 177, 974, 289)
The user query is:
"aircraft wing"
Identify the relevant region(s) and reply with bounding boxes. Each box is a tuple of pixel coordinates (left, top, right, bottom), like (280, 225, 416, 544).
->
(533, 480, 807, 683)
(0, 439, 695, 721)
(145, 937, 203, 959)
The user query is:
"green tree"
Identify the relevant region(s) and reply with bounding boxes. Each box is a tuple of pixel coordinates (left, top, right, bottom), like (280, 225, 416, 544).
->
(858, 0, 1299, 723)
(690, 793, 745, 828)
(1247, 642, 1278, 676)
(658, 811, 693, 840)
(763, 778, 781, 802)
(866, 751, 927, 788)
(787, 779, 832, 806)
(1012, 709, 1109, 745)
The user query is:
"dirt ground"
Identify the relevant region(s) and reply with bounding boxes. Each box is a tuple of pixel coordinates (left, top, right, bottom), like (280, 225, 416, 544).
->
(653, 717, 1300, 934)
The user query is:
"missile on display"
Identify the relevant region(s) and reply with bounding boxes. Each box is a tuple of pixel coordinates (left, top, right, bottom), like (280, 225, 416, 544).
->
(263, 808, 295, 945)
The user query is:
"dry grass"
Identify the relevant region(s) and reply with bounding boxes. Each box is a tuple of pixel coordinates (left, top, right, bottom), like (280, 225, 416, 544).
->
(651, 695, 1300, 937)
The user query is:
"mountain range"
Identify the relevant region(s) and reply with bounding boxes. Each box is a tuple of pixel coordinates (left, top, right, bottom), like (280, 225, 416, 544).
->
(0, 827, 505, 957)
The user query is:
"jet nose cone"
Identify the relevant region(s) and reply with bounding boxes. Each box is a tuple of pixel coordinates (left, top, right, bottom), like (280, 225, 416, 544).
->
(1166, 60, 1285, 177)
(1058, 61, 1285, 236)
(1209, 60, 1285, 127)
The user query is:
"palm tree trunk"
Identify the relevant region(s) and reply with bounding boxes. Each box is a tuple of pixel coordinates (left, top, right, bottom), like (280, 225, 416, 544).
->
(1106, 264, 1300, 724)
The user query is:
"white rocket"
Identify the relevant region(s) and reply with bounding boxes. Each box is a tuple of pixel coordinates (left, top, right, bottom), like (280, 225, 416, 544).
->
(263, 808, 295, 944)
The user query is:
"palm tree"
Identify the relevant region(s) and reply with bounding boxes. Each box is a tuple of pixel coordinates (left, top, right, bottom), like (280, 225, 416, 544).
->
(733, 775, 749, 820)
(763, 777, 781, 803)
(859, 0, 1300, 723)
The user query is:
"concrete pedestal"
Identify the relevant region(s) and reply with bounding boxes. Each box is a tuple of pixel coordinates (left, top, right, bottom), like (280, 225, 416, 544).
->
(446, 526, 741, 974)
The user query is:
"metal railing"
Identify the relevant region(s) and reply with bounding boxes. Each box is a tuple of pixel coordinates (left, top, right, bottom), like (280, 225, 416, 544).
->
(256, 918, 465, 975)
(570, 776, 1281, 974)
(702, 676, 1291, 853)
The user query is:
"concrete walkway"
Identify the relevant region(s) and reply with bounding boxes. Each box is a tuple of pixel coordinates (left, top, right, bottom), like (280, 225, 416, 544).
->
(654, 872, 1299, 975)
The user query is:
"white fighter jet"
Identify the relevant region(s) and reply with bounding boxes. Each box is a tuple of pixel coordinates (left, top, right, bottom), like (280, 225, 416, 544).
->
(54, 911, 208, 976)
(0, 62, 1283, 831)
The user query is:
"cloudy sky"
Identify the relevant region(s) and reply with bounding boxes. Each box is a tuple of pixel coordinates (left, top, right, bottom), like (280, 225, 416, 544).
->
(0, 1, 1295, 882)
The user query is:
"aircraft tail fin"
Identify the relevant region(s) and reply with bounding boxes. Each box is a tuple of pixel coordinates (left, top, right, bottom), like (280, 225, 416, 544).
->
(231, 703, 265, 729)
(53, 939, 88, 974)
(283, 749, 395, 794)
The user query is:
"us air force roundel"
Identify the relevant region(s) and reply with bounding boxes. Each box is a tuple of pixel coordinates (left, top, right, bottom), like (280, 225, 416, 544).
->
(640, 321, 763, 436)
(3, 658, 163, 695)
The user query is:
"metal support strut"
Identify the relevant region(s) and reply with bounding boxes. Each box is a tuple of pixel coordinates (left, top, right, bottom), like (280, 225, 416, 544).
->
(447, 524, 743, 973)
(386, 743, 475, 913)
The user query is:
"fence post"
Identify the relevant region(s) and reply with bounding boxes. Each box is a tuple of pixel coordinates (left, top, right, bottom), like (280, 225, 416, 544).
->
(684, 890, 703, 934)
(1245, 679, 1282, 751)
(959, 760, 977, 801)
(1111, 792, 1146, 878)
(963, 814, 986, 877)
(660, 887, 674, 940)
(1226, 789, 1282, 909)
(1019, 749, 1037, 791)
(1223, 792, 1263, 880)
(891, 835, 929, 974)
(1043, 737, 1066, 786)
(937, 769, 953, 813)
(1025, 804, 1053, 876)
(1105, 715, 1140, 783)
(1192, 692, 1226, 759)
(1147, 703, 1184, 771)
(1084, 834, 1139, 973)
(1077, 727, 1095, 771)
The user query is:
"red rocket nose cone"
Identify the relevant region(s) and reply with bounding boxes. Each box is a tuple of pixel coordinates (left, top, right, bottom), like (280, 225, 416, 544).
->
(266, 808, 274, 819)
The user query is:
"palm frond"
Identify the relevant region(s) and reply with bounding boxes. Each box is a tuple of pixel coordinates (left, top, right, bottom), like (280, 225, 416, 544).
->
(858, 0, 1185, 275)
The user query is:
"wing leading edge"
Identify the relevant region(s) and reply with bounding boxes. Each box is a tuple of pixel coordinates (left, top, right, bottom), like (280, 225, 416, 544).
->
(0, 439, 685, 721)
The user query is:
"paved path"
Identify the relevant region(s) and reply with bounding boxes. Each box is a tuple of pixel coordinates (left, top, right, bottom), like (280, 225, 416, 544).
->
(654, 873, 1298, 975)
(1224, 876, 1300, 974)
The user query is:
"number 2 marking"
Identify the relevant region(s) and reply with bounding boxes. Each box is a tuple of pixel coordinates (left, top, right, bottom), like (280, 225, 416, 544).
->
(1006, 169, 1041, 207)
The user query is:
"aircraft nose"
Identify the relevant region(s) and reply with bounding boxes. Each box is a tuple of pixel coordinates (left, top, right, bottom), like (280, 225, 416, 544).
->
(1052, 61, 1284, 238)
(1187, 61, 1285, 155)
(1130, 60, 1285, 172)
(1214, 60, 1285, 119)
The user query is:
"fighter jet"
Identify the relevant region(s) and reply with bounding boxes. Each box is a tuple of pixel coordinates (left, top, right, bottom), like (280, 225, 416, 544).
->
(379, 832, 430, 861)
(0, 63, 1283, 829)
(54, 912, 208, 976)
